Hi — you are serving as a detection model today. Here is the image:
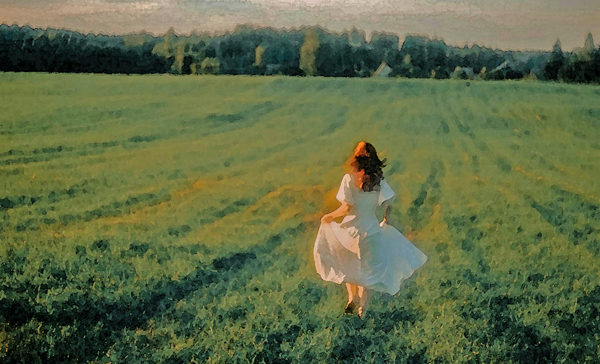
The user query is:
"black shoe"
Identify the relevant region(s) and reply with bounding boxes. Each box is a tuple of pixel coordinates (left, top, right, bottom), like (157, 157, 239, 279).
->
(345, 301, 357, 314)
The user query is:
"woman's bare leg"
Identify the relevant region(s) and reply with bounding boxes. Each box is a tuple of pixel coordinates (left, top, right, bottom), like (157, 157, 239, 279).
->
(346, 283, 358, 303)
(357, 286, 368, 318)
(344, 283, 359, 314)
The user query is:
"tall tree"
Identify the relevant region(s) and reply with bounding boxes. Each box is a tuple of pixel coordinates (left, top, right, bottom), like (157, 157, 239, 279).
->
(581, 32, 595, 61)
(543, 39, 564, 81)
(299, 29, 319, 76)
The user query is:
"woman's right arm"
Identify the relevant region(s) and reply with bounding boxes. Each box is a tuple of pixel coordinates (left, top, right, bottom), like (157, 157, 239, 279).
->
(321, 201, 352, 223)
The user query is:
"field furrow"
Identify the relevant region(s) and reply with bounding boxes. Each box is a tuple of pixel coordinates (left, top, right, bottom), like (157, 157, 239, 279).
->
(1, 73, 599, 363)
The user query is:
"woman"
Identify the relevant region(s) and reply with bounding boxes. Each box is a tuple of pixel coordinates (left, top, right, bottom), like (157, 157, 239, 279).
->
(313, 142, 428, 319)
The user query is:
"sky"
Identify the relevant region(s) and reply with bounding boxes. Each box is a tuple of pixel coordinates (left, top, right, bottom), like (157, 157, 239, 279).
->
(0, 0, 598, 51)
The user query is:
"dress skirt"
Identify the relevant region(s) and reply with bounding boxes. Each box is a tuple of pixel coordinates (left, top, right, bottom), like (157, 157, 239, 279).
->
(314, 220, 428, 295)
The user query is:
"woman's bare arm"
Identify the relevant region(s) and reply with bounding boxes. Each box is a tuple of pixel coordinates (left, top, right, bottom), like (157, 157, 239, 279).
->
(321, 202, 352, 223)
(381, 199, 394, 225)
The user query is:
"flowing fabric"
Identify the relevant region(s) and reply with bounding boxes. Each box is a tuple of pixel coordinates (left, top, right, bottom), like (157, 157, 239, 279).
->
(313, 173, 428, 295)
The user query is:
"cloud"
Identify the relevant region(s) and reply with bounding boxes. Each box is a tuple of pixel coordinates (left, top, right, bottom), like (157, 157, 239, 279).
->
(178, 0, 259, 13)
(0, 0, 598, 50)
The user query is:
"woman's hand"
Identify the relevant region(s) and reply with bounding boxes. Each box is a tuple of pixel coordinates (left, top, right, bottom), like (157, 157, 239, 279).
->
(321, 214, 334, 224)
(381, 214, 395, 227)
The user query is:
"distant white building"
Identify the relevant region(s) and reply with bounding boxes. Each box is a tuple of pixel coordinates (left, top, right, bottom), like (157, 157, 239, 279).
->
(373, 61, 393, 77)
(492, 60, 510, 73)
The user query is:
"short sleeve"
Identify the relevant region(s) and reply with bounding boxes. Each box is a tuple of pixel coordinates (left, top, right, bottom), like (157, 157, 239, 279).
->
(335, 174, 354, 204)
(378, 178, 395, 206)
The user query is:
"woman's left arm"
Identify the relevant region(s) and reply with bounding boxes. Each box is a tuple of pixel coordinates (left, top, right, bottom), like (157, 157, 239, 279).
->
(380, 198, 395, 226)
(321, 202, 352, 223)
(382, 203, 392, 224)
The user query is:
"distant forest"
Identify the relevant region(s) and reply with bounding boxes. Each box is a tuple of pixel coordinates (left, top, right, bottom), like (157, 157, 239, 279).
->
(0, 23, 599, 83)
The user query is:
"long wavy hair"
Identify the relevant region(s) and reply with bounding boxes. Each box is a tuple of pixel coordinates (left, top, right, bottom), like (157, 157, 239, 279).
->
(350, 141, 387, 192)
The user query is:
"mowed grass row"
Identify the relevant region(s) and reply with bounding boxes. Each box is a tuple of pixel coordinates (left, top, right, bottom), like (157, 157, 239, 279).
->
(1, 72, 600, 363)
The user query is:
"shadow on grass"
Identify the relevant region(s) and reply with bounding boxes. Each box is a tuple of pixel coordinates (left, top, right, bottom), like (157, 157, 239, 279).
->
(1, 223, 306, 363)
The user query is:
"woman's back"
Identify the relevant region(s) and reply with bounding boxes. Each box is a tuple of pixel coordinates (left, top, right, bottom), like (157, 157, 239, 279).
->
(337, 173, 395, 236)
(345, 173, 380, 215)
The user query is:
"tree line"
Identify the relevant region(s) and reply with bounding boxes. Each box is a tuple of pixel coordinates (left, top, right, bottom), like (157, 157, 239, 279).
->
(0, 23, 598, 83)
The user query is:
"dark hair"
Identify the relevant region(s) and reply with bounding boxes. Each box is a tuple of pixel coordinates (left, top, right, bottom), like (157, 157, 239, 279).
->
(351, 142, 387, 192)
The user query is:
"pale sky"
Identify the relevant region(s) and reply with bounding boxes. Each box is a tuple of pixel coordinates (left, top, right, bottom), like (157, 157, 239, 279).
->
(1, 0, 599, 51)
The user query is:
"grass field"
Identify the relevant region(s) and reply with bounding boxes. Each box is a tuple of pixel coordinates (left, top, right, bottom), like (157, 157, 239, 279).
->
(1, 72, 600, 363)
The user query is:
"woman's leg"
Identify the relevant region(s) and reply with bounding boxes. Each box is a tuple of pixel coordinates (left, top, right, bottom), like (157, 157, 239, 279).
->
(357, 286, 369, 318)
(344, 283, 358, 314)
(346, 283, 358, 303)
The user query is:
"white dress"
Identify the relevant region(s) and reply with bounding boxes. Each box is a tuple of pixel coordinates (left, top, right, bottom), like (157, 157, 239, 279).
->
(313, 173, 428, 295)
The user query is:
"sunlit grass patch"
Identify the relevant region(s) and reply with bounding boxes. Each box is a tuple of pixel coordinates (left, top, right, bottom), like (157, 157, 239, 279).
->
(1, 73, 599, 363)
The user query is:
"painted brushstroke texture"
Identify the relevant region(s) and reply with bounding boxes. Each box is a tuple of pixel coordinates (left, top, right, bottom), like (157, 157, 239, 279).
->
(1, 0, 599, 50)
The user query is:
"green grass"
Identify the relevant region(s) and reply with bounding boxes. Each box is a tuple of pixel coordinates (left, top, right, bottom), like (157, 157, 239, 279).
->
(1, 72, 600, 363)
